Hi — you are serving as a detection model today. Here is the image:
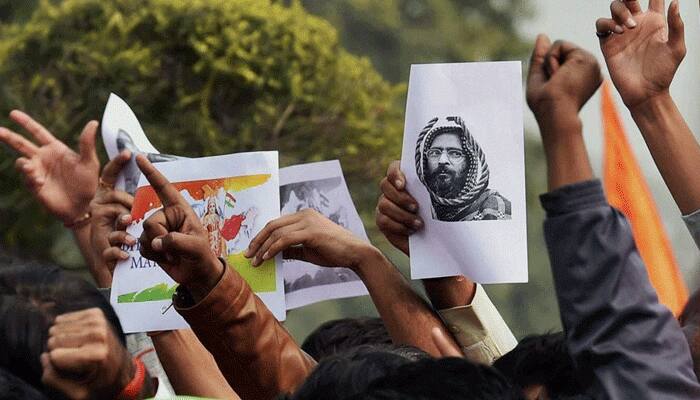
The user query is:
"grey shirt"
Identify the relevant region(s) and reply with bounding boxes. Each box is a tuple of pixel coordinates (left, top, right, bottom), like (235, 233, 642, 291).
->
(682, 208, 700, 249)
(541, 180, 700, 399)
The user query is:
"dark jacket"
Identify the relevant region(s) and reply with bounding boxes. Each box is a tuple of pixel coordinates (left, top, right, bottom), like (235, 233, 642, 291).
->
(541, 180, 700, 399)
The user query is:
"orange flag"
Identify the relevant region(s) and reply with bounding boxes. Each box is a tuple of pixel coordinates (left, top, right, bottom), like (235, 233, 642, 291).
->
(601, 81, 688, 316)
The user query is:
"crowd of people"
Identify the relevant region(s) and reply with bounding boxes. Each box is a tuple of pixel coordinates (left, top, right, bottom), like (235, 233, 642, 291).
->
(0, 1, 699, 399)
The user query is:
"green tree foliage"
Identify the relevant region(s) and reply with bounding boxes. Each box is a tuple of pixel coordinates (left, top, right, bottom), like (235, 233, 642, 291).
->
(289, 0, 533, 82)
(0, 0, 41, 23)
(0, 0, 561, 339)
(0, 0, 404, 264)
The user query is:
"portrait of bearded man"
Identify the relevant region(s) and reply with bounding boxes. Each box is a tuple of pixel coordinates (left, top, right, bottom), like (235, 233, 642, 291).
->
(415, 116, 511, 222)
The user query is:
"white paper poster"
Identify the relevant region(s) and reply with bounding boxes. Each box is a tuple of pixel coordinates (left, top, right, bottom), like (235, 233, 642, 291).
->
(110, 152, 286, 333)
(400, 62, 528, 283)
(101, 93, 183, 194)
(280, 161, 369, 309)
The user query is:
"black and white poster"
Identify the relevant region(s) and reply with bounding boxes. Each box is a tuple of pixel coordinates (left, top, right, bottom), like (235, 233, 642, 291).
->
(280, 161, 369, 309)
(400, 62, 527, 283)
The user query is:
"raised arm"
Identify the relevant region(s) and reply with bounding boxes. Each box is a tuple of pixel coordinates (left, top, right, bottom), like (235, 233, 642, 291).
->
(42, 308, 154, 400)
(377, 161, 476, 305)
(375, 161, 516, 362)
(96, 158, 238, 399)
(528, 34, 700, 398)
(0, 111, 100, 267)
(526, 36, 598, 190)
(135, 155, 312, 400)
(150, 329, 240, 399)
(247, 208, 458, 357)
(597, 0, 700, 215)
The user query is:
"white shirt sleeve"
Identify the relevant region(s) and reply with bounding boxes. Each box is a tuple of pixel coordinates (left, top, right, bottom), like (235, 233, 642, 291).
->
(438, 284, 517, 364)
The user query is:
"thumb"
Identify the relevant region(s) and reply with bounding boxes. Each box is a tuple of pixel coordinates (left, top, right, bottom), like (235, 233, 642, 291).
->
(527, 34, 551, 86)
(530, 33, 552, 74)
(79, 120, 99, 164)
(387, 160, 406, 190)
(431, 327, 463, 358)
(667, 0, 686, 58)
(41, 353, 86, 399)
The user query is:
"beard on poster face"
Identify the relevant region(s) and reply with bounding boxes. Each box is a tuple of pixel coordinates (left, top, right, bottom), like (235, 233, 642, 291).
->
(427, 164, 467, 198)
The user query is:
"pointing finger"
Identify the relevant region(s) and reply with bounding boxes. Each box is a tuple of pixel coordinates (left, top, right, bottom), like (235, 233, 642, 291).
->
(136, 154, 184, 207)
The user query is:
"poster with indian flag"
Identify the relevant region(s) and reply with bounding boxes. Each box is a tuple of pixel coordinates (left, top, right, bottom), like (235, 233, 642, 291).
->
(110, 151, 285, 333)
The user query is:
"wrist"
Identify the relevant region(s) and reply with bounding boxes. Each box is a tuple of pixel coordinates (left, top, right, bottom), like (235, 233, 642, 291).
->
(536, 111, 582, 140)
(352, 245, 386, 277)
(183, 256, 225, 303)
(422, 276, 476, 309)
(116, 356, 146, 400)
(628, 90, 673, 120)
(64, 210, 92, 230)
(537, 113, 585, 157)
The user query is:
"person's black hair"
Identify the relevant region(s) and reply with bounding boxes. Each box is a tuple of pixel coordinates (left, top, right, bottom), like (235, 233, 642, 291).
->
(0, 368, 50, 400)
(0, 263, 125, 393)
(493, 332, 587, 398)
(353, 357, 523, 400)
(301, 317, 392, 361)
(288, 345, 413, 400)
(381, 344, 431, 362)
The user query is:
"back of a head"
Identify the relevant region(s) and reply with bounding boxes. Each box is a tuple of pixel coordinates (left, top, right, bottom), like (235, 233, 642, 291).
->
(355, 357, 523, 400)
(302, 317, 392, 361)
(289, 345, 412, 400)
(493, 332, 587, 398)
(0, 368, 49, 400)
(0, 263, 125, 393)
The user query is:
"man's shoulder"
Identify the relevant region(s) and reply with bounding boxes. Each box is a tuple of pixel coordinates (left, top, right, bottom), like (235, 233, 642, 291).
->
(465, 190, 511, 221)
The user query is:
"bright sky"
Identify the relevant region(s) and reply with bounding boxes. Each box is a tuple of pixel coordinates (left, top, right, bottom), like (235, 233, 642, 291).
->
(518, 0, 700, 286)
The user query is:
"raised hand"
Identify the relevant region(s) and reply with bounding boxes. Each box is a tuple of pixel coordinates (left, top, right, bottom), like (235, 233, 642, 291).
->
(245, 208, 376, 270)
(88, 151, 134, 287)
(526, 36, 598, 190)
(376, 160, 422, 255)
(135, 155, 223, 298)
(526, 35, 602, 127)
(0, 110, 100, 225)
(41, 308, 137, 400)
(596, 0, 685, 109)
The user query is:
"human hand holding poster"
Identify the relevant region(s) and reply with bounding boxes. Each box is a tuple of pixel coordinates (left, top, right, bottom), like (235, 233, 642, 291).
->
(110, 152, 286, 333)
(102, 95, 371, 310)
(400, 62, 528, 283)
(280, 160, 369, 309)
